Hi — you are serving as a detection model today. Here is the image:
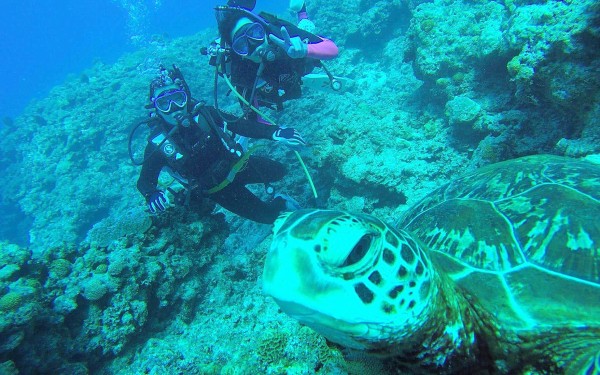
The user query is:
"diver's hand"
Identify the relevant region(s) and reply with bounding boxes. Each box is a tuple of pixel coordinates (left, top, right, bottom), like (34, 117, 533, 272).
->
(269, 27, 307, 59)
(273, 128, 306, 149)
(146, 191, 170, 214)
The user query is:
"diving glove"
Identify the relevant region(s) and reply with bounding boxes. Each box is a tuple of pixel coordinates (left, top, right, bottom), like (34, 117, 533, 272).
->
(275, 193, 302, 211)
(146, 190, 170, 214)
(273, 128, 307, 148)
(269, 27, 308, 59)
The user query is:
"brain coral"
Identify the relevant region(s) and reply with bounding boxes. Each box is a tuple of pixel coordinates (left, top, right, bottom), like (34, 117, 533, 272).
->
(87, 206, 152, 248)
(0, 292, 24, 312)
(49, 259, 72, 279)
(82, 277, 108, 301)
(445, 96, 482, 125)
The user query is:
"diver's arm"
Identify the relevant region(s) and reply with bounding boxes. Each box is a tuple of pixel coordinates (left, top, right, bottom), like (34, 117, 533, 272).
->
(206, 107, 279, 139)
(307, 37, 339, 60)
(229, 118, 306, 148)
(209, 107, 306, 147)
(137, 146, 166, 198)
(269, 28, 339, 60)
(227, 117, 279, 139)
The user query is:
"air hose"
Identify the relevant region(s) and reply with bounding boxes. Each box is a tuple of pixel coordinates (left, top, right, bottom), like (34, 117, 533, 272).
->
(222, 73, 318, 199)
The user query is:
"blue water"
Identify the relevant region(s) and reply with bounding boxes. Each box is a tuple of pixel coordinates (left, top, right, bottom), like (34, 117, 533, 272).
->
(0, 0, 287, 122)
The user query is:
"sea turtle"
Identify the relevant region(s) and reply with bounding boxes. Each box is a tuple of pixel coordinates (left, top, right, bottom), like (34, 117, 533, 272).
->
(263, 154, 600, 374)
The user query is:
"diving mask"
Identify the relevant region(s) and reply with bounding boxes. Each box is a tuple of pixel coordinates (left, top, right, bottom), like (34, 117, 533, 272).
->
(231, 22, 266, 56)
(154, 89, 188, 113)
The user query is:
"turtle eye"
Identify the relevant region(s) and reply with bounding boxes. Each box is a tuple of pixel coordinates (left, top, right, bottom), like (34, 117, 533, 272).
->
(341, 234, 373, 267)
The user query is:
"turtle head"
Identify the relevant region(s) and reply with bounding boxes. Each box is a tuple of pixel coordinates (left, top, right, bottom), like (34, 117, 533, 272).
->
(264, 209, 436, 351)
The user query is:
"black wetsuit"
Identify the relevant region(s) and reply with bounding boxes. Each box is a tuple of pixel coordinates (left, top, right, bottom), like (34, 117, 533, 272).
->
(216, 10, 322, 111)
(230, 52, 313, 110)
(137, 105, 287, 224)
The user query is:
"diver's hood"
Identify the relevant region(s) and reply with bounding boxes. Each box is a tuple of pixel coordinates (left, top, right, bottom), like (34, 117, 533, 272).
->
(215, 6, 322, 48)
(227, 0, 256, 10)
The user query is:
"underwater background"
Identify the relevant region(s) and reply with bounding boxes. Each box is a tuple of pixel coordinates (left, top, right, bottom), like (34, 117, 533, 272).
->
(0, 0, 598, 374)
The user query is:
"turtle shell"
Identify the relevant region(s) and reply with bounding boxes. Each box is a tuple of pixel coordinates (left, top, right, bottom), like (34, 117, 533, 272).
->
(398, 154, 600, 329)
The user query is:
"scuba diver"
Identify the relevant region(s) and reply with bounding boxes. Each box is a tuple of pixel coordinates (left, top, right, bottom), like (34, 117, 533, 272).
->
(133, 64, 305, 224)
(206, 0, 339, 117)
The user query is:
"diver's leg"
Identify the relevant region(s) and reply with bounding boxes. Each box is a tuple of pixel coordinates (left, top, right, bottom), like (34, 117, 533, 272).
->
(235, 156, 287, 185)
(210, 183, 286, 224)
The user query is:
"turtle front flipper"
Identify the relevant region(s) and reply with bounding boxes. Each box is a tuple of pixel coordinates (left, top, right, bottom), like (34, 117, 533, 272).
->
(513, 326, 600, 375)
(575, 347, 600, 375)
(263, 209, 504, 372)
(568, 341, 600, 375)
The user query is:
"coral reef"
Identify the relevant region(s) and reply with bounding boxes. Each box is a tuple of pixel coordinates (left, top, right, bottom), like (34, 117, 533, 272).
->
(445, 96, 483, 127)
(409, 0, 508, 81)
(0, 243, 41, 357)
(87, 206, 152, 248)
(97, 238, 348, 375)
(0, 0, 598, 373)
(0, 31, 218, 254)
(0, 209, 228, 373)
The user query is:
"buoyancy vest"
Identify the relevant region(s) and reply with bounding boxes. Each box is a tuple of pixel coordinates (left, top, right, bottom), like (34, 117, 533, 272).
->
(218, 8, 322, 110)
(149, 105, 251, 194)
